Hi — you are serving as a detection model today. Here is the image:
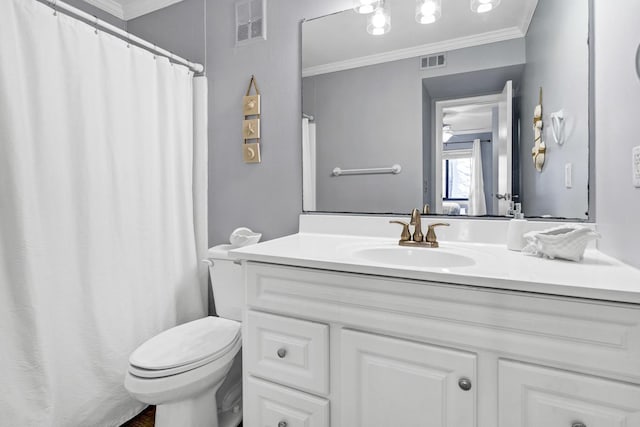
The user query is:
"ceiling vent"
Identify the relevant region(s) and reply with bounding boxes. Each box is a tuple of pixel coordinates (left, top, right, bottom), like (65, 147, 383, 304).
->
(420, 53, 447, 70)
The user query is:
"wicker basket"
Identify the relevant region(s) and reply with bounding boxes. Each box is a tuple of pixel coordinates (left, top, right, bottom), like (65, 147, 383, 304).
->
(523, 226, 600, 262)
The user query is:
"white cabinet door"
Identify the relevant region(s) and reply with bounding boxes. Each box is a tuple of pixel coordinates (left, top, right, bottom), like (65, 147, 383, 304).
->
(499, 360, 640, 427)
(340, 329, 476, 427)
(245, 376, 330, 427)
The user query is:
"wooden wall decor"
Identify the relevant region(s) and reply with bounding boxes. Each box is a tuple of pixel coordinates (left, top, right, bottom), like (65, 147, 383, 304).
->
(532, 87, 546, 172)
(243, 75, 261, 163)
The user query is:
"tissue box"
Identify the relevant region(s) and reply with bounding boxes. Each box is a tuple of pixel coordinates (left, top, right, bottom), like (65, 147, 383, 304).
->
(523, 226, 600, 262)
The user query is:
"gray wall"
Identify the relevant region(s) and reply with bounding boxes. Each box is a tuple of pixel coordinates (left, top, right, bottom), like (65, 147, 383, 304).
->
(418, 38, 525, 80)
(205, 0, 351, 243)
(127, 0, 351, 244)
(119, 0, 640, 270)
(594, 0, 640, 269)
(303, 60, 423, 213)
(519, 0, 590, 219)
(422, 87, 433, 208)
(127, 0, 205, 65)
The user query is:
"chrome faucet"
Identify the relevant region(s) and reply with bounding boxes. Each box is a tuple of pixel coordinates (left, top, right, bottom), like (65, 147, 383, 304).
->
(390, 208, 449, 248)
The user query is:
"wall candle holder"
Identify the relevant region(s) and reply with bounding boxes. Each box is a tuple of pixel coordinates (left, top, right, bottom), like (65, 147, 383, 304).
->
(242, 75, 261, 163)
(531, 87, 546, 172)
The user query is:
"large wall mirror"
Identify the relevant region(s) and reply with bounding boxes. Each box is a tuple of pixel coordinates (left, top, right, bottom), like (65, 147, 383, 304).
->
(301, 0, 590, 219)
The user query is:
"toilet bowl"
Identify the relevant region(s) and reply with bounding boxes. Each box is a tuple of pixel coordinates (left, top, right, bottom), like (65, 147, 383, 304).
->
(124, 245, 245, 427)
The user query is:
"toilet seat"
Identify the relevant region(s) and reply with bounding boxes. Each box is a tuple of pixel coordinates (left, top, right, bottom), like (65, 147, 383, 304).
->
(129, 317, 241, 379)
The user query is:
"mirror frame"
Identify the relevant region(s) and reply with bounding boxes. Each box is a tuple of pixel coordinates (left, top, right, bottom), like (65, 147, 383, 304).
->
(299, 0, 595, 222)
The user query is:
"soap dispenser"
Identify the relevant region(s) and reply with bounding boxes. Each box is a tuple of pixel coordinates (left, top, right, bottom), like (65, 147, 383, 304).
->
(507, 203, 528, 251)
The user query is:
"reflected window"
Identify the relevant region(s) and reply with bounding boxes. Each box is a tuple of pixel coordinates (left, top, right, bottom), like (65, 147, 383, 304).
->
(442, 154, 471, 200)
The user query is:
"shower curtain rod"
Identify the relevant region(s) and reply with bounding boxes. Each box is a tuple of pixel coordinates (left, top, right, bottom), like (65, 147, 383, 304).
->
(38, 0, 204, 73)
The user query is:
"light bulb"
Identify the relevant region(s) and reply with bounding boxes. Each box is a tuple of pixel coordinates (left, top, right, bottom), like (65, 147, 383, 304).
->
(421, 1, 436, 15)
(420, 14, 436, 24)
(416, 0, 441, 25)
(470, 0, 500, 14)
(354, 0, 379, 14)
(366, 0, 390, 35)
(371, 11, 386, 28)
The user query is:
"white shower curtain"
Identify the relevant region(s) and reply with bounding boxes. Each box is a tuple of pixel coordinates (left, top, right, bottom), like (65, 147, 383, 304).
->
(302, 118, 316, 211)
(0, 1, 207, 426)
(468, 139, 487, 216)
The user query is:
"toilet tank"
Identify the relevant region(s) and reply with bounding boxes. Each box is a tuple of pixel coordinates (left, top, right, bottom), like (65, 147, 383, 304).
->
(207, 245, 244, 322)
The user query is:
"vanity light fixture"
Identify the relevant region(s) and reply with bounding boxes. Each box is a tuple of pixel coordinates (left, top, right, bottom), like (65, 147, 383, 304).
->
(416, 0, 441, 24)
(470, 0, 501, 14)
(353, 0, 380, 14)
(367, 0, 391, 35)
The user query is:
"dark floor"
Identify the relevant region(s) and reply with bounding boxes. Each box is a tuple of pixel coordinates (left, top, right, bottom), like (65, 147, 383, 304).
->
(120, 406, 155, 427)
(119, 406, 242, 426)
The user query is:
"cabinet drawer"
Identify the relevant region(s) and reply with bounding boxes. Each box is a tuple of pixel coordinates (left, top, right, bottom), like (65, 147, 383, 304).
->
(245, 310, 329, 395)
(499, 360, 640, 427)
(341, 329, 477, 427)
(245, 376, 329, 427)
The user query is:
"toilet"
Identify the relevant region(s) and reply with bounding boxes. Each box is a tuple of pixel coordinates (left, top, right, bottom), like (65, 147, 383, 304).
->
(124, 245, 244, 427)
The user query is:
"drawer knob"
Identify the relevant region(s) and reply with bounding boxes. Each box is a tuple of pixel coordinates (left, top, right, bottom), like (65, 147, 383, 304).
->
(572, 424, 586, 427)
(458, 377, 472, 391)
(277, 348, 287, 358)
(278, 421, 288, 427)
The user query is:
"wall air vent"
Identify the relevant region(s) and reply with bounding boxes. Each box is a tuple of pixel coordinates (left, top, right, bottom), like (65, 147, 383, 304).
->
(235, 0, 267, 46)
(420, 53, 447, 70)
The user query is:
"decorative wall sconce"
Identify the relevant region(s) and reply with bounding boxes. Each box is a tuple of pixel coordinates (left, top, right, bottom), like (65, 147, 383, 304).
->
(367, 0, 391, 35)
(636, 43, 640, 80)
(550, 110, 565, 145)
(242, 75, 261, 163)
(470, 0, 501, 14)
(353, 0, 380, 14)
(416, 0, 441, 24)
(531, 87, 546, 172)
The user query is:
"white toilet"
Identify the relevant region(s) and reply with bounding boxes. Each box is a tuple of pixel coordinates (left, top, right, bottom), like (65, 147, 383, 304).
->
(125, 245, 244, 427)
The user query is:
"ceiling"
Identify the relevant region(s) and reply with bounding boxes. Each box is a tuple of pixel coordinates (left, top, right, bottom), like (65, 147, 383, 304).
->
(82, 0, 184, 20)
(303, 0, 538, 76)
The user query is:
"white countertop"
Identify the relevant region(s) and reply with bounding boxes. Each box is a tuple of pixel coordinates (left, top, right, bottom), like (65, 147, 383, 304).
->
(230, 232, 640, 304)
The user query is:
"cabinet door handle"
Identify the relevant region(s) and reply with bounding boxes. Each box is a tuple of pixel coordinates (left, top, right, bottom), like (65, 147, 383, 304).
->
(278, 421, 288, 427)
(572, 423, 586, 427)
(458, 377, 472, 391)
(277, 348, 287, 358)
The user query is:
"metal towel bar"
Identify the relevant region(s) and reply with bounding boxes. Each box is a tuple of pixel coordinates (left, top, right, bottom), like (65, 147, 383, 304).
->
(332, 164, 402, 177)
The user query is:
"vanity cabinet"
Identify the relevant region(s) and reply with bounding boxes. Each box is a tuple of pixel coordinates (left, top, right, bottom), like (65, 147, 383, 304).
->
(242, 262, 640, 427)
(499, 361, 640, 427)
(340, 329, 476, 427)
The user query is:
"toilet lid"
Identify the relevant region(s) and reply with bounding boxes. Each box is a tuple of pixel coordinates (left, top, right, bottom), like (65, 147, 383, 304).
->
(129, 317, 241, 371)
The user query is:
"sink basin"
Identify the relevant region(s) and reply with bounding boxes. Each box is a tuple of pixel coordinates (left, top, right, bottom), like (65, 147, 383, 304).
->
(352, 246, 476, 268)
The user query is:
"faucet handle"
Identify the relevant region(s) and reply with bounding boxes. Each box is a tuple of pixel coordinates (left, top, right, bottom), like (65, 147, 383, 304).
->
(423, 204, 430, 215)
(425, 223, 450, 247)
(389, 221, 411, 242)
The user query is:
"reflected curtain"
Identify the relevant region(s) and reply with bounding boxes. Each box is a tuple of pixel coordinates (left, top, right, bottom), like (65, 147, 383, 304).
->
(302, 118, 316, 211)
(0, 1, 207, 425)
(468, 139, 487, 215)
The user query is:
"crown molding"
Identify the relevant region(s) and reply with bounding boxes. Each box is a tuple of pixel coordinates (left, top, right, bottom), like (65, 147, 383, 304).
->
(302, 26, 525, 78)
(519, 0, 539, 36)
(123, 0, 185, 20)
(82, 0, 125, 19)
